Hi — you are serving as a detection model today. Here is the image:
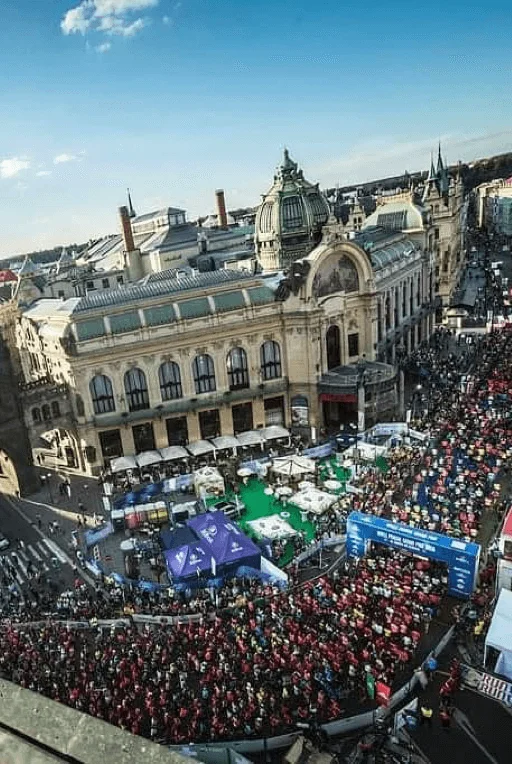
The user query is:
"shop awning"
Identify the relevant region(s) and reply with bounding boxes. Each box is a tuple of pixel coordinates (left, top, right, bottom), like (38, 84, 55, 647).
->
(187, 440, 216, 457)
(236, 430, 266, 447)
(159, 446, 189, 462)
(136, 451, 163, 468)
(210, 436, 239, 451)
(110, 455, 137, 473)
(261, 425, 290, 441)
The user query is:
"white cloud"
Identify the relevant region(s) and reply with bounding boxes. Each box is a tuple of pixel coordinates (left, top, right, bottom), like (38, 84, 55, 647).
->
(94, 0, 158, 14)
(96, 41, 112, 52)
(36, 170, 52, 177)
(98, 14, 147, 36)
(54, 153, 84, 164)
(61, 0, 157, 38)
(162, 15, 171, 25)
(0, 157, 31, 179)
(61, 0, 95, 35)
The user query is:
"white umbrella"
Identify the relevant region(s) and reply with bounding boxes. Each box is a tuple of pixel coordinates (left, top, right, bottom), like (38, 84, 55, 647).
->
(272, 455, 316, 478)
(237, 467, 253, 478)
(275, 486, 293, 497)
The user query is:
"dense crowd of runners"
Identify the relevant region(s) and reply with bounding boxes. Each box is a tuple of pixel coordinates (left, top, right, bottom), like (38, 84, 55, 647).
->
(0, 327, 510, 744)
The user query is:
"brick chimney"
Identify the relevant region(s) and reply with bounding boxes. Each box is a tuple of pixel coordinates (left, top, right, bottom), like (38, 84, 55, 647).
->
(119, 205, 135, 252)
(215, 189, 228, 229)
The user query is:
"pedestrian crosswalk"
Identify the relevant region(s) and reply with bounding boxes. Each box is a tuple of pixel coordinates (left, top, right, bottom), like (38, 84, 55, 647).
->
(0, 538, 68, 591)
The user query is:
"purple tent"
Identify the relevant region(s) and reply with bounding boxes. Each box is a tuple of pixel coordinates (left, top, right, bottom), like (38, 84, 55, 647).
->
(188, 512, 261, 573)
(164, 541, 213, 580)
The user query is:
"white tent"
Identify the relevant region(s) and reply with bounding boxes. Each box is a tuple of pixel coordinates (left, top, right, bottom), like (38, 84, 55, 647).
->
(291, 487, 337, 515)
(272, 454, 316, 478)
(193, 466, 225, 497)
(110, 455, 137, 473)
(261, 425, 290, 442)
(484, 588, 512, 681)
(160, 446, 189, 462)
(136, 451, 163, 469)
(210, 436, 239, 453)
(187, 440, 216, 457)
(236, 430, 266, 448)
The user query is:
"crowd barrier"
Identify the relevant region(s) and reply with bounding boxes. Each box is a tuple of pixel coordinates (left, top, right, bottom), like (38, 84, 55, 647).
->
(294, 535, 346, 565)
(167, 624, 456, 754)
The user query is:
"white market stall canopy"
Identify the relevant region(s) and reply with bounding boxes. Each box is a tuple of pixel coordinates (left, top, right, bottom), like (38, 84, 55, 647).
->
(291, 487, 337, 515)
(187, 440, 216, 457)
(272, 454, 316, 477)
(136, 451, 163, 469)
(160, 446, 189, 462)
(484, 588, 512, 681)
(344, 442, 387, 461)
(193, 466, 225, 497)
(261, 425, 290, 441)
(247, 515, 297, 540)
(236, 430, 266, 447)
(110, 455, 137, 473)
(210, 436, 239, 452)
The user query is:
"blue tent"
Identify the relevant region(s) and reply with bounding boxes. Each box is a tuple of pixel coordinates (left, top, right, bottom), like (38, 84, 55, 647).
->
(160, 526, 197, 551)
(188, 512, 261, 575)
(164, 541, 213, 580)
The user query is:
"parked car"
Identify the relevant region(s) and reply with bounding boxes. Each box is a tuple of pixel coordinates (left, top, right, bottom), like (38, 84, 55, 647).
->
(0, 533, 11, 551)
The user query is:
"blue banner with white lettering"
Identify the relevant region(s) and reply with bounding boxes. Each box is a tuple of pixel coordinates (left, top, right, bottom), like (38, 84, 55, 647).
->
(346, 511, 480, 599)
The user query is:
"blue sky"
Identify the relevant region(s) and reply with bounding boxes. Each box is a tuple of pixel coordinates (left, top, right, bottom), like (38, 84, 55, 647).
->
(1, 0, 512, 256)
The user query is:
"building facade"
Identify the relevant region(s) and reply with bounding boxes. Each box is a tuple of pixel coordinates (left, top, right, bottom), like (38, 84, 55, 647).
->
(16, 226, 433, 475)
(476, 178, 512, 236)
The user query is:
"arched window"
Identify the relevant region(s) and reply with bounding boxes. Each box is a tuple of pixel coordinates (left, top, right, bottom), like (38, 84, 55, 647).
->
(124, 368, 149, 412)
(32, 408, 41, 424)
(260, 340, 282, 381)
(51, 401, 61, 418)
(90, 374, 115, 415)
(227, 347, 249, 390)
(42, 404, 51, 421)
(159, 361, 182, 401)
(326, 325, 341, 370)
(192, 354, 216, 394)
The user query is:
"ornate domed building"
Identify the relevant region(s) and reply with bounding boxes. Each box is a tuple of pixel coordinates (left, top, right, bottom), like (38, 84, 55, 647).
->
(255, 149, 330, 271)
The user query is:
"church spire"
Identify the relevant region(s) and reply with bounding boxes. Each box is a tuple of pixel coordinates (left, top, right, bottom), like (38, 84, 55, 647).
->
(127, 188, 136, 219)
(437, 142, 444, 175)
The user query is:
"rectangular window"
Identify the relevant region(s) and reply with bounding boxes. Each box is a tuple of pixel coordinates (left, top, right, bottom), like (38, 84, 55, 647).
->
(348, 333, 359, 357)
(58, 290, 65, 298)
(232, 402, 253, 434)
(132, 422, 156, 454)
(198, 409, 221, 440)
(99, 429, 123, 460)
(117, 275, 124, 284)
(166, 416, 188, 447)
(102, 278, 110, 289)
(264, 396, 284, 426)
(86, 281, 95, 290)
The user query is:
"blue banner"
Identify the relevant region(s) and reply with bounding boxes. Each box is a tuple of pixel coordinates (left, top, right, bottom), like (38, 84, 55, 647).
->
(346, 511, 480, 599)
